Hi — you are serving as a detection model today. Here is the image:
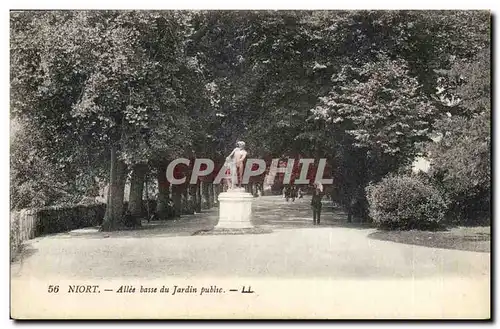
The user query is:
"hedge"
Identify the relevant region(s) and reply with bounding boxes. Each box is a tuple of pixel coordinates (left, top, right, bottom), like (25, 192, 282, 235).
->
(10, 202, 106, 262)
(366, 174, 447, 230)
(35, 203, 106, 235)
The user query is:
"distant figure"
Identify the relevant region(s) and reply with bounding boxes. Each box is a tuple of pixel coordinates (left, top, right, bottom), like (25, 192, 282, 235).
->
(123, 209, 136, 228)
(311, 182, 324, 225)
(284, 185, 291, 202)
(290, 186, 297, 202)
(255, 183, 262, 197)
(298, 188, 303, 199)
(149, 212, 159, 222)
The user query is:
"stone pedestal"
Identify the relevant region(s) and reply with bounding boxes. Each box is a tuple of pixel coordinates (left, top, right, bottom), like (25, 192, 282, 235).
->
(216, 188, 254, 229)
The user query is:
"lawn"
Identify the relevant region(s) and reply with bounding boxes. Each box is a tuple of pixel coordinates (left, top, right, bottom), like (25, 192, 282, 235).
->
(369, 226, 490, 253)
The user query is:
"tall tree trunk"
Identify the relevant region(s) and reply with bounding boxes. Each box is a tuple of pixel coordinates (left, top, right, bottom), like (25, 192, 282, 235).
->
(102, 146, 127, 231)
(156, 165, 170, 220)
(214, 184, 221, 207)
(128, 163, 147, 226)
(202, 181, 210, 209)
(172, 184, 182, 218)
(104, 183, 111, 219)
(182, 184, 193, 215)
(144, 172, 151, 221)
(207, 182, 214, 208)
(347, 207, 353, 223)
(195, 182, 202, 212)
(189, 184, 198, 213)
(250, 182, 256, 196)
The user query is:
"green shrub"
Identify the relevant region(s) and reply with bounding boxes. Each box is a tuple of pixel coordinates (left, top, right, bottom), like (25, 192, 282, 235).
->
(366, 174, 447, 230)
(428, 112, 490, 225)
(35, 203, 105, 235)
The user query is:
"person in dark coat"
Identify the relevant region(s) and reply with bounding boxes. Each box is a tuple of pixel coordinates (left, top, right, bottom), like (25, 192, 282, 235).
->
(290, 185, 297, 202)
(311, 182, 324, 225)
(284, 185, 291, 202)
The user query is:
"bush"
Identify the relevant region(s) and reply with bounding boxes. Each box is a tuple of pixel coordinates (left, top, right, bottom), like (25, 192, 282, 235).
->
(366, 174, 447, 230)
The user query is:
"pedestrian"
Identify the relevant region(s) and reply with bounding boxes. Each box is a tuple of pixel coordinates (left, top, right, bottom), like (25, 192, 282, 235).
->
(257, 183, 263, 197)
(284, 185, 291, 202)
(123, 209, 136, 228)
(290, 186, 297, 202)
(311, 182, 324, 225)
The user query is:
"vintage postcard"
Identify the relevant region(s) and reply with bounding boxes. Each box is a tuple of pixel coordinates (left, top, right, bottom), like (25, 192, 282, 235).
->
(9, 9, 491, 319)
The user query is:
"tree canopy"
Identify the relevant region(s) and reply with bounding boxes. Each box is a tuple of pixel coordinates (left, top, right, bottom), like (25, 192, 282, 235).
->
(10, 10, 490, 228)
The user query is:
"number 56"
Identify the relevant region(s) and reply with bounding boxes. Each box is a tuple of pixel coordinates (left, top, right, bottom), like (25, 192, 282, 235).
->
(48, 285, 59, 293)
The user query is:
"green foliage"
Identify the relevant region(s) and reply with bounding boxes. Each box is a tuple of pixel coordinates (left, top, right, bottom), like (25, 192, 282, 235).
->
(427, 48, 490, 224)
(10, 118, 105, 210)
(366, 174, 447, 230)
(10, 11, 207, 222)
(433, 48, 490, 117)
(429, 114, 490, 198)
(366, 176, 446, 230)
(312, 55, 435, 158)
(36, 203, 106, 235)
(304, 11, 489, 218)
(427, 113, 490, 224)
(11, 11, 200, 165)
(9, 10, 490, 228)
(10, 119, 70, 210)
(310, 56, 438, 217)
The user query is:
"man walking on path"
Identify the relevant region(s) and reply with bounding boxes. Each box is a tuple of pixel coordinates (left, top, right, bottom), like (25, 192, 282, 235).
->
(311, 182, 324, 225)
(290, 186, 297, 202)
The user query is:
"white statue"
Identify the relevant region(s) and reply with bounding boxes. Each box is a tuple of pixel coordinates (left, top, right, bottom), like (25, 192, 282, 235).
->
(225, 141, 247, 190)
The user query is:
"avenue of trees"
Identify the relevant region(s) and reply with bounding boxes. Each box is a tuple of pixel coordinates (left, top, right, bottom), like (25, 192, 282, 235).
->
(10, 10, 490, 230)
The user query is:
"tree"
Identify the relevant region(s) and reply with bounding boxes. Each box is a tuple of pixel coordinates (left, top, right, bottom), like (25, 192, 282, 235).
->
(312, 56, 436, 160)
(10, 119, 70, 210)
(309, 55, 438, 220)
(10, 11, 197, 230)
(11, 11, 109, 209)
(10, 10, 490, 228)
(427, 48, 491, 223)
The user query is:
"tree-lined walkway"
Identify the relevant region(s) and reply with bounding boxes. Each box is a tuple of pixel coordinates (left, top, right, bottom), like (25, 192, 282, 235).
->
(11, 196, 489, 281)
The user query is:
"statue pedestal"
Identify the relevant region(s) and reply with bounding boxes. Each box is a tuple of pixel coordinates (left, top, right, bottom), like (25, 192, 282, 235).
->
(216, 188, 254, 229)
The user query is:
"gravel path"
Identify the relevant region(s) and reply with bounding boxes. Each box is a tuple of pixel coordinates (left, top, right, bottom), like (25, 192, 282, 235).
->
(11, 196, 490, 280)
